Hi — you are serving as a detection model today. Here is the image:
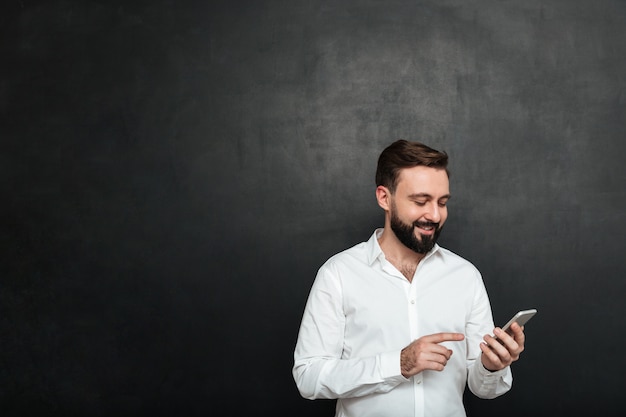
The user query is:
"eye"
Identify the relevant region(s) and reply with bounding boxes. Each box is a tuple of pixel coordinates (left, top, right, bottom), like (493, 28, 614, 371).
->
(438, 200, 448, 207)
(415, 201, 427, 206)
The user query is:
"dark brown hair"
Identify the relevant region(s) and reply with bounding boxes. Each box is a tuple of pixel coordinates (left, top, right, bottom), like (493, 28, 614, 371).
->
(375, 139, 449, 193)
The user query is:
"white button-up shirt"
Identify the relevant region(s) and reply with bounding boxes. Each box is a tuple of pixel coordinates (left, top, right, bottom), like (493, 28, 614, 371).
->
(293, 229, 512, 417)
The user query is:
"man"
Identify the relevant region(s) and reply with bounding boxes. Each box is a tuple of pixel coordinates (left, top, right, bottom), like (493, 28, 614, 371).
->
(292, 140, 526, 417)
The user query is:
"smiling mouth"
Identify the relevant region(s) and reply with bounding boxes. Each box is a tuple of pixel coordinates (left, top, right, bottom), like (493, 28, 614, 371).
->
(415, 222, 438, 234)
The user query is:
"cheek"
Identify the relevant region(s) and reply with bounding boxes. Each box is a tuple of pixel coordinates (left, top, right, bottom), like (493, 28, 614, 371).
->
(439, 209, 448, 224)
(408, 208, 428, 221)
(396, 202, 421, 218)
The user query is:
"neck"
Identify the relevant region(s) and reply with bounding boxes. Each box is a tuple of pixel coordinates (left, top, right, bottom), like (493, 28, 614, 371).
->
(378, 228, 425, 281)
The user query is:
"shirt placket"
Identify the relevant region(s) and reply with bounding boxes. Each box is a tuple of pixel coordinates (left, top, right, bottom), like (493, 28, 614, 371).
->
(408, 274, 424, 417)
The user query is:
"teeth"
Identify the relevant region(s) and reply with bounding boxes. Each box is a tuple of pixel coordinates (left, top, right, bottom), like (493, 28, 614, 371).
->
(415, 223, 437, 231)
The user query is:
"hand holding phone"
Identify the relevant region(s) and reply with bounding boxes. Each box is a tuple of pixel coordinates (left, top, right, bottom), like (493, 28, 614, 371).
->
(495, 308, 537, 341)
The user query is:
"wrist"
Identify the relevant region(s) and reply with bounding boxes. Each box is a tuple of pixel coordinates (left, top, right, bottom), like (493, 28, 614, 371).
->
(480, 354, 499, 372)
(482, 363, 498, 372)
(400, 347, 415, 377)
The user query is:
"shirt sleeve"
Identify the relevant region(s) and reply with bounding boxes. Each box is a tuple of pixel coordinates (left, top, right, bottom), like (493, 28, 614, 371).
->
(464, 271, 513, 399)
(467, 361, 512, 399)
(292, 262, 408, 400)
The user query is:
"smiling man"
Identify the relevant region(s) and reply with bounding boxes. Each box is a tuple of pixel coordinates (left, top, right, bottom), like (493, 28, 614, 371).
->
(292, 140, 527, 417)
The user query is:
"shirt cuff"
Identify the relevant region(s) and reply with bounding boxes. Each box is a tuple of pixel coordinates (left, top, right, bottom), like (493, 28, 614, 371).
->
(380, 350, 410, 382)
(477, 362, 509, 377)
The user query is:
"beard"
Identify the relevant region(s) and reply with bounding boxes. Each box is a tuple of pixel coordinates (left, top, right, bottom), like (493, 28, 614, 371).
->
(390, 205, 443, 254)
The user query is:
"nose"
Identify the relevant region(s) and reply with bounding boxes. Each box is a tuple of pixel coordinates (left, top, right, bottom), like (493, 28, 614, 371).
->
(425, 202, 442, 223)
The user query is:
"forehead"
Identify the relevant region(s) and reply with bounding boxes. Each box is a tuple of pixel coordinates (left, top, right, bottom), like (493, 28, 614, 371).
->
(396, 166, 450, 196)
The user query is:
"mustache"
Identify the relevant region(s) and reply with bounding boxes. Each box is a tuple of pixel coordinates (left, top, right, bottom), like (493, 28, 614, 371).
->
(413, 221, 440, 229)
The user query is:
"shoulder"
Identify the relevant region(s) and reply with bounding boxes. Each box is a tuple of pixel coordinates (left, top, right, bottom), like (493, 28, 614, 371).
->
(320, 240, 369, 271)
(432, 245, 482, 277)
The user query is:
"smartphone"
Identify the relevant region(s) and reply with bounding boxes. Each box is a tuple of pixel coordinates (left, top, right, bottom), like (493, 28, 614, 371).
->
(495, 308, 537, 340)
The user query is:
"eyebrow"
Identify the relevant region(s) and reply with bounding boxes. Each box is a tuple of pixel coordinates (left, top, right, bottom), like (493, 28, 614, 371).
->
(408, 193, 451, 200)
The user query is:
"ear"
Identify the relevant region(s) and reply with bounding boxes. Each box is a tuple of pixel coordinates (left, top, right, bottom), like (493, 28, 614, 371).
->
(376, 185, 392, 211)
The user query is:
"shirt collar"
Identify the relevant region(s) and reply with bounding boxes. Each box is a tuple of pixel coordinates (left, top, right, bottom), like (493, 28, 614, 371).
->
(366, 228, 441, 266)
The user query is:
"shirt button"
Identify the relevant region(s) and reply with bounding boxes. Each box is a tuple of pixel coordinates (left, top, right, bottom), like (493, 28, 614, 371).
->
(416, 379, 422, 384)
(410, 299, 415, 304)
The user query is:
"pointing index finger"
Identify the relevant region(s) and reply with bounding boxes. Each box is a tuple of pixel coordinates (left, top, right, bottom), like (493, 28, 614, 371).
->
(423, 332, 465, 343)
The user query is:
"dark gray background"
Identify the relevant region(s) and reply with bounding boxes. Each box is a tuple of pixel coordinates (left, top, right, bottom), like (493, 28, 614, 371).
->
(2, 0, 625, 416)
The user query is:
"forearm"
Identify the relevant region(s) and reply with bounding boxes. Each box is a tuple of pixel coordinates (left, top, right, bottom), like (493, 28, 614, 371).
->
(293, 350, 407, 400)
(467, 358, 512, 399)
